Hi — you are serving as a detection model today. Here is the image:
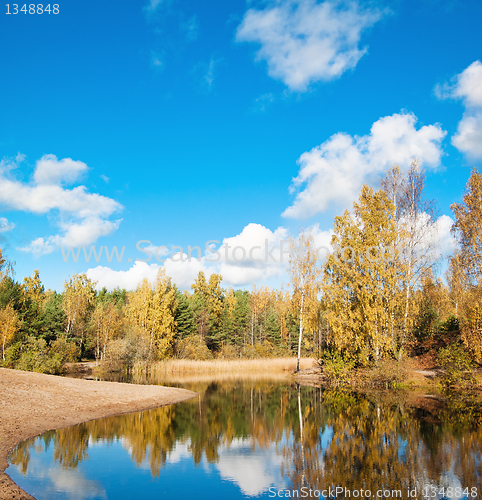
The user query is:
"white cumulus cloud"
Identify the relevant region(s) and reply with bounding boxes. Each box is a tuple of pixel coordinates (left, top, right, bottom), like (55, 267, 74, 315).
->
(87, 262, 162, 291)
(164, 256, 211, 289)
(0, 217, 15, 233)
(33, 154, 88, 185)
(0, 154, 122, 256)
(452, 114, 482, 159)
(436, 60, 482, 160)
(236, 0, 385, 91)
(283, 112, 446, 218)
(433, 214, 456, 259)
(311, 223, 335, 260)
(215, 223, 289, 286)
(86, 223, 291, 290)
(397, 212, 455, 269)
(87, 257, 211, 291)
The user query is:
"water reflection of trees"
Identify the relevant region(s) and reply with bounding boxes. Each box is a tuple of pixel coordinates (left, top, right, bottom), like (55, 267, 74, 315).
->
(9, 381, 482, 489)
(286, 390, 482, 493)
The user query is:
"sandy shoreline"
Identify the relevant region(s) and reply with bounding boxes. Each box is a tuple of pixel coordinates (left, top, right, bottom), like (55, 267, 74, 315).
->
(0, 367, 196, 499)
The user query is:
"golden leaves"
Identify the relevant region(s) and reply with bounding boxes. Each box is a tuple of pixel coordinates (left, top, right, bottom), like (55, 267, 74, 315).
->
(323, 186, 405, 362)
(126, 270, 177, 360)
(0, 302, 19, 360)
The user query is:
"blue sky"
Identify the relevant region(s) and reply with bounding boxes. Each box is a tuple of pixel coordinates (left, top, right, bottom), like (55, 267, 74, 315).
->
(0, 0, 481, 291)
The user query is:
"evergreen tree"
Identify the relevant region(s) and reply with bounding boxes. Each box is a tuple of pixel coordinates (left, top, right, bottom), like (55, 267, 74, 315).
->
(190, 290, 210, 343)
(38, 292, 66, 344)
(0, 277, 22, 310)
(205, 274, 224, 350)
(97, 287, 127, 307)
(285, 311, 299, 353)
(175, 291, 196, 338)
(191, 271, 225, 351)
(265, 309, 281, 346)
(233, 290, 250, 347)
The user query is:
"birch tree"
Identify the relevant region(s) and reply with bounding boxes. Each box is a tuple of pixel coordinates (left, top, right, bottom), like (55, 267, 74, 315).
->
(22, 270, 45, 307)
(288, 230, 319, 372)
(450, 168, 482, 361)
(62, 274, 96, 355)
(0, 248, 13, 283)
(323, 186, 405, 363)
(91, 301, 123, 361)
(451, 168, 482, 285)
(127, 271, 177, 359)
(152, 270, 177, 358)
(382, 161, 438, 353)
(399, 162, 437, 348)
(0, 303, 19, 360)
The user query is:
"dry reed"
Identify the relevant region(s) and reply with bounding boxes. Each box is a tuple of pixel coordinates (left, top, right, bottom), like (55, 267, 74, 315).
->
(134, 357, 315, 378)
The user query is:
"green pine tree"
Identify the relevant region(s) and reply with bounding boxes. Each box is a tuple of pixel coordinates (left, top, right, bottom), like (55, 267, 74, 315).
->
(175, 291, 196, 338)
(233, 290, 250, 347)
(265, 309, 281, 346)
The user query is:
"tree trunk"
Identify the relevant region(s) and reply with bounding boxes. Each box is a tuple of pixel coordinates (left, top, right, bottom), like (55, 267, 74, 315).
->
(96, 328, 100, 362)
(297, 292, 304, 372)
(251, 310, 254, 346)
(402, 278, 410, 360)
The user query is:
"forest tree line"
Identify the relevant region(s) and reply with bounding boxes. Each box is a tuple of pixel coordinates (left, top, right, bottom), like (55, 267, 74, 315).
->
(1, 163, 481, 375)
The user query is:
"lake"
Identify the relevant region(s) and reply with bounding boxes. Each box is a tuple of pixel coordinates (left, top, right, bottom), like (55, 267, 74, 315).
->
(6, 377, 482, 499)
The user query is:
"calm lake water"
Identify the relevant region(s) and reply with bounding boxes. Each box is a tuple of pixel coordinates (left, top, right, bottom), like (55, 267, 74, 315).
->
(7, 377, 482, 500)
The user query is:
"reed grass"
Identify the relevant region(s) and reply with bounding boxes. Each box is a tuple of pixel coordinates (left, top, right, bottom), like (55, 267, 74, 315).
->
(133, 357, 315, 378)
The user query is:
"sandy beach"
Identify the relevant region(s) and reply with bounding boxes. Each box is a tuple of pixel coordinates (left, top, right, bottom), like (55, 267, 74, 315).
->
(0, 368, 196, 499)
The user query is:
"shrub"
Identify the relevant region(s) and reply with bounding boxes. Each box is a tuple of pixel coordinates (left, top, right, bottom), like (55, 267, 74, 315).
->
(438, 315, 460, 336)
(15, 338, 63, 374)
(50, 336, 80, 364)
(3, 342, 22, 368)
(175, 336, 213, 360)
(437, 342, 476, 389)
(103, 327, 156, 372)
(319, 351, 354, 387)
(254, 341, 277, 358)
(103, 338, 132, 372)
(217, 344, 240, 359)
(414, 304, 439, 340)
(364, 359, 408, 389)
(240, 345, 258, 359)
(3, 336, 79, 374)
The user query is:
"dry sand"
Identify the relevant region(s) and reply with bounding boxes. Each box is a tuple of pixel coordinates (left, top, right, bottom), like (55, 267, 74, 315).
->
(0, 367, 196, 499)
